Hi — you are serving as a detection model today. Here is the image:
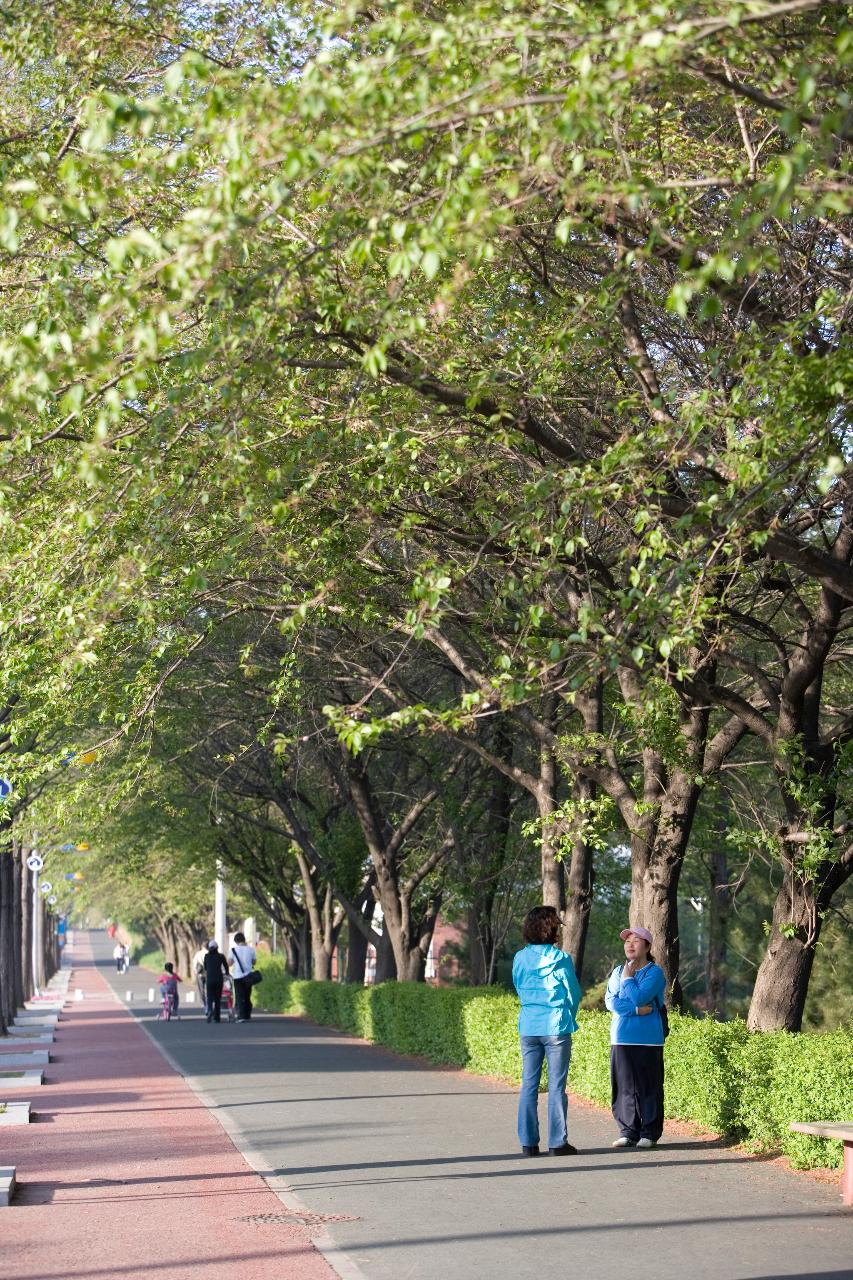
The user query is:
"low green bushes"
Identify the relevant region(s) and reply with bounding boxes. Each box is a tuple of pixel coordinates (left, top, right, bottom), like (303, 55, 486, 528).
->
(256, 955, 852, 1169)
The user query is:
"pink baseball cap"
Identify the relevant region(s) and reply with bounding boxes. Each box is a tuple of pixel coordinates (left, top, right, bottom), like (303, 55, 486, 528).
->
(620, 926, 653, 944)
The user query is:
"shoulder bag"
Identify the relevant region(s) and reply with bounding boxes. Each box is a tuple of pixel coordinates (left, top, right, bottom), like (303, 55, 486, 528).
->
(232, 948, 264, 988)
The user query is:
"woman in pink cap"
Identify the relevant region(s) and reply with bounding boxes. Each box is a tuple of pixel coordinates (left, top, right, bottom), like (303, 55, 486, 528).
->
(604, 926, 666, 1149)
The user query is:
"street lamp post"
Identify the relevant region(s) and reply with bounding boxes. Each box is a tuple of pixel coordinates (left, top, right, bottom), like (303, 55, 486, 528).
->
(214, 870, 227, 953)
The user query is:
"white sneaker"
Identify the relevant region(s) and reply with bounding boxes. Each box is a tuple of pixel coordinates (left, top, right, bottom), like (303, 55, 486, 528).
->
(636, 1138, 657, 1149)
(612, 1137, 635, 1147)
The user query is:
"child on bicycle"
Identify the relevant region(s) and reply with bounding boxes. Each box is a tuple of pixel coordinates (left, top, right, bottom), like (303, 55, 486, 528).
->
(157, 962, 182, 1017)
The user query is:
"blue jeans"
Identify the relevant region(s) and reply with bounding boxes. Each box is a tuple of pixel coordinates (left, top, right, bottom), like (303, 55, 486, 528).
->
(518, 1034, 572, 1149)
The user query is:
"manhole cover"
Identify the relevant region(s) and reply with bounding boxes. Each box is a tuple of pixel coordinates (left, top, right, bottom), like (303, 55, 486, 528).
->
(239, 1210, 359, 1227)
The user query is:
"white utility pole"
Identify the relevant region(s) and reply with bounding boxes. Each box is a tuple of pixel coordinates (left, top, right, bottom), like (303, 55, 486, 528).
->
(214, 870, 227, 953)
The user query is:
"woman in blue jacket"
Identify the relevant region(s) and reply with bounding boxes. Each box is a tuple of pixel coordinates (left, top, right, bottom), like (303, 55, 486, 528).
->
(512, 905, 582, 1157)
(605, 926, 666, 1149)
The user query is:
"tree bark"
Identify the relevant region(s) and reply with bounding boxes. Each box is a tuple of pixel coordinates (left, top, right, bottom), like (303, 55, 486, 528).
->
(747, 849, 852, 1031)
(12, 838, 24, 1010)
(707, 829, 731, 1019)
(0, 845, 14, 1032)
(562, 804, 594, 980)
(346, 920, 368, 983)
(747, 879, 821, 1032)
(36, 897, 47, 990)
(468, 900, 493, 986)
(537, 694, 565, 911)
(20, 847, 33, 1003)
(373, 928, 397, 982)
(344, 887, 374, 983)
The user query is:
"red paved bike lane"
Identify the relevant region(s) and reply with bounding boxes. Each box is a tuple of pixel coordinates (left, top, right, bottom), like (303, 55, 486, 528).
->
(2, 936, 338, 1280)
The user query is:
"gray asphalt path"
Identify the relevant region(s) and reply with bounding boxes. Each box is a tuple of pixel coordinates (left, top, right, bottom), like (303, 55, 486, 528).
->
(96, 934, 852, 1280)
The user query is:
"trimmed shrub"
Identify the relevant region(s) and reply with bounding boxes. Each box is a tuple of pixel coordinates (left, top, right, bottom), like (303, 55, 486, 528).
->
(663, 1012, 750, 1133)
(737, 1026, 853, 1169)
(255, 955, 852, 1169)
(568, 1012, 612, 1107)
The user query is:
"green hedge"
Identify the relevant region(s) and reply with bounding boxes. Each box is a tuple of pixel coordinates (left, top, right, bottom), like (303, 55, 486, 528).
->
(256, 956, 852, 1170)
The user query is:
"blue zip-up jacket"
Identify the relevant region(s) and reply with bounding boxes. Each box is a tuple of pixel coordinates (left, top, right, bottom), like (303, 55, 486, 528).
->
(605, 962, 666, 1045)
(512, 944, 582, 1037)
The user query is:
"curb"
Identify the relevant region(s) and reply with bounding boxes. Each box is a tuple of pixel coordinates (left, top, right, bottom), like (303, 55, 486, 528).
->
(0, 1166, 16, 1206)
(0, 1069, 44, 1089)
(0, 1102, 30, 1126)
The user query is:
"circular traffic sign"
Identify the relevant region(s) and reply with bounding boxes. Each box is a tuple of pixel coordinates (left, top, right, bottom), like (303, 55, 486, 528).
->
(26, 855, 44, 872)
(0, 778, 11, 799)
(48, 894, 57, 905)
(40, 880, 52, 894)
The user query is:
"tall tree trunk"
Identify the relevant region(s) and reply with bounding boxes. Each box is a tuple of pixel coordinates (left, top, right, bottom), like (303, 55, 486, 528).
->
(293, 851, 343, 981)
(468, 899, 494, 986)
(298, 912, 313, 979)
(537, 695, 565, 911)
(631, 780, 702, 1010)
(346, 921, 368, 983)
(12, 838, 24, 1010)
(639, 857, 683, 1007)
(562, 776, 595, 980)
(747, 844, 851, 1032)
(283, 931, 299, 977)
(467, 731, 512, 985)
(19, 844, 32, 1004)
(153, 922, 171, 967)
(36, 897, 47, 990)
(176, 930, 195, 985)
(344, 892, 374, 984)
(707, 830, 731, 1020)
(397, 948, 426, 982)
(373, 927, 397, 982)
(563, 831, 593, 979)
(747, 878, 821, 1032)
(563, 679, 602, 979)
(0, 846, 13, 1031)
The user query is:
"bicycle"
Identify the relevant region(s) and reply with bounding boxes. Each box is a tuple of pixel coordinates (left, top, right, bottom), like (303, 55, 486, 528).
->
(158, 989, 179, 1021)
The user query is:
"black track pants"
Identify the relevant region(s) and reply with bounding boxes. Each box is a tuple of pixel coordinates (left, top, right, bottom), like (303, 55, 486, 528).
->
(610, 1045, 664, 1142)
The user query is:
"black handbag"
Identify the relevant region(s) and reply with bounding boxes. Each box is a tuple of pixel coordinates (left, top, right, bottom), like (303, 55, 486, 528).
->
(232, 949, 263, 986)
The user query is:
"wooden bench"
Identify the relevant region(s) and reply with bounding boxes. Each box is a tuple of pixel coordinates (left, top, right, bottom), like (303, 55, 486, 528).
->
(790, 1123, 853, 1207)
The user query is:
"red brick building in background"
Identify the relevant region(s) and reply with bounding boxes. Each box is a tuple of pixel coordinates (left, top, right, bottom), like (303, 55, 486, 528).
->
(424, 916, 465, 985)
(361, 914, 466, 986)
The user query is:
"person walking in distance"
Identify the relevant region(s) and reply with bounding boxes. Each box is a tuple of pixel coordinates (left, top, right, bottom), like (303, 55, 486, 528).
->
(203, 941, 229, 1023)
(229, 931, 256, 1022)
(605, 926, 667, 1149)
(512, 905, 582, 1157)
(193, 942, 208, 1010)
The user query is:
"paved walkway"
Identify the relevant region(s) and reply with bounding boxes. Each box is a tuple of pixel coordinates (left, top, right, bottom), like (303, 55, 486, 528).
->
(5, 932, 852, 1280)
(91, 933, 852, 1280)
(3, 933, 337, 1280)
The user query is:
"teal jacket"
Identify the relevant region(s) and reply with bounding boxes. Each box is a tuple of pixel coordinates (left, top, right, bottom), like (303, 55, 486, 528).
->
(605, 962, 666, 1045)
(512, 944, 582, 1037)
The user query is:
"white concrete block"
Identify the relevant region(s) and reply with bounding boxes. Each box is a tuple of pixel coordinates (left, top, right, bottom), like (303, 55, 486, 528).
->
(0, 1102, 30, 1126)
(0, 1166, 16, 1206)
